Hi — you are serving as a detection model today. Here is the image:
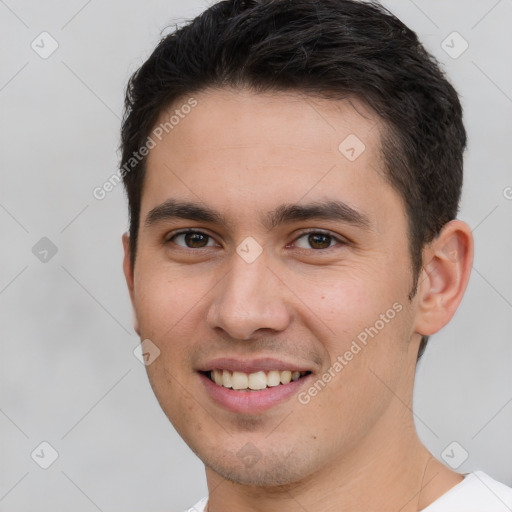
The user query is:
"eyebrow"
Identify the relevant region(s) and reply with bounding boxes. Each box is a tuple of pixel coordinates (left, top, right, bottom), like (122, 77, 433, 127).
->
(145, 199, 371, 231)
(266, 200, 371, 230)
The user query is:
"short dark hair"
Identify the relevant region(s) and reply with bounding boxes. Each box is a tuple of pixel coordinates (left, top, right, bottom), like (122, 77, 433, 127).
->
(120, 0, 466, 358)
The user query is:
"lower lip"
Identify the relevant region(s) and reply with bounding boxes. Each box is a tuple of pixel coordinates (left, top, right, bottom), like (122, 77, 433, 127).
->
(199, 372, 311, 414)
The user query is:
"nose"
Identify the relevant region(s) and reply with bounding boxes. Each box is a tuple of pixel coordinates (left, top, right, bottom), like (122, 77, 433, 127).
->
(206, 252, 292, 340)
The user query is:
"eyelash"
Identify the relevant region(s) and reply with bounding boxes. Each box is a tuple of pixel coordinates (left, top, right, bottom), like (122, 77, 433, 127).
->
(166, 229, 347, 251)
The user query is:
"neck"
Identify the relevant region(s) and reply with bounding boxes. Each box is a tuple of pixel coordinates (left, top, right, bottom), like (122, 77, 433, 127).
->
(204, 399, 463, 512)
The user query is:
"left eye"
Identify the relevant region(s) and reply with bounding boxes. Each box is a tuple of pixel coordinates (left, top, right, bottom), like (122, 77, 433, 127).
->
(170, 231, 218, 248)
(293, 232, 342, 250)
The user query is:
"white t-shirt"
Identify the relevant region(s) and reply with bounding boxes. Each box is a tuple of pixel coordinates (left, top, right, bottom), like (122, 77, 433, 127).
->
(184, 471, 512, 512)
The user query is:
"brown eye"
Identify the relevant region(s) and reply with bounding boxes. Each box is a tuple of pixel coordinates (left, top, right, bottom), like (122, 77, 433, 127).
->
(307, 233, 332, 249)
(294, 231, 340, 250)
(170, 231, 216, 248)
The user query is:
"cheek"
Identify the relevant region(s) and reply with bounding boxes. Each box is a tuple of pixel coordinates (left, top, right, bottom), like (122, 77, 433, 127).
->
(290, 268, 412, 405)
(133, 260, 206, 340)
(144, 358, 207, 450)
(293, 307, 412, 452)
(132, 265, 207, 410)
(133, 266, 202, 417)
(293, 265, 406, 345)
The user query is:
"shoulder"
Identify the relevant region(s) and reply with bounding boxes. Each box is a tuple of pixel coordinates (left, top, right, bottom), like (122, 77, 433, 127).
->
(180, 476, 512, 512)
(181, 496, 208, 512)
(423, 471, 512, 511)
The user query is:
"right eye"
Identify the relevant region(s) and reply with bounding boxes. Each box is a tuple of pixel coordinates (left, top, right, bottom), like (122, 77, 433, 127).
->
(167, 230, 219, 249)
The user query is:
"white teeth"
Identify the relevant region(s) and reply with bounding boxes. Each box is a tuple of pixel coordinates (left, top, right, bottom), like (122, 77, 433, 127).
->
(221, 370, 232, 388)
(209, 369, 308, 390)
(231, 371, 248, 390)
(266, 370, 281, 387)
(213, 369, 223, 386)
(280, 370, 292, 384)
(248, 371, 267, 390)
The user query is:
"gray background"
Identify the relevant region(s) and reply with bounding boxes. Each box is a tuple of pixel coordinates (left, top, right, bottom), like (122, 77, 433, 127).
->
(1, 1, 511, 511)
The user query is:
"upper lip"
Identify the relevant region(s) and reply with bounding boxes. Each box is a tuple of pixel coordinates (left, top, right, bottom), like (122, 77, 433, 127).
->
(197, 357, 314, 374)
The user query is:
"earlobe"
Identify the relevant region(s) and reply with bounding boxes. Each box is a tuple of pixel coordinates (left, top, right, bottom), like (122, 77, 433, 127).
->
(122, 233, 140, 336)
(122, 233, 134, 294)
(414, 220, 474, 336)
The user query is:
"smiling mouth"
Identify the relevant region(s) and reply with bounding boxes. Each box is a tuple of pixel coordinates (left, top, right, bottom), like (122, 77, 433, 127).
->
(201, 369, 312, 391)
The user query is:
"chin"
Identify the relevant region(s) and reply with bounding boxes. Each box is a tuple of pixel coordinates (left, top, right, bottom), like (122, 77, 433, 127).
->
(201, 445, 317, 487)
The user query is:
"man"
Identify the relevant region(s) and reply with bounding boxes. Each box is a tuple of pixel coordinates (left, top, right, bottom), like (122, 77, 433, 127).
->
(120, 0, 512, 510)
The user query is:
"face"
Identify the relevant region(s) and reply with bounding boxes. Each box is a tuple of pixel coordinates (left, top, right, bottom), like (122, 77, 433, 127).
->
(124, 88, 423, 486)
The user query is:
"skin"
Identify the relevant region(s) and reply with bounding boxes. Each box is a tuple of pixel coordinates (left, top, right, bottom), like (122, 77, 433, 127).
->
(123, 87, 474, 511)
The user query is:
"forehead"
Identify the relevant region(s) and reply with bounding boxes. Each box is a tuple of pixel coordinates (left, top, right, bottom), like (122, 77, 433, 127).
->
(151, 87, 383, 160)
(141, 87, 400, 229)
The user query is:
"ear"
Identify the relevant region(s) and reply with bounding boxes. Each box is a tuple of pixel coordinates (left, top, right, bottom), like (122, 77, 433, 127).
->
(122, 233, 140, 336)
(413, 220, 474, 337)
